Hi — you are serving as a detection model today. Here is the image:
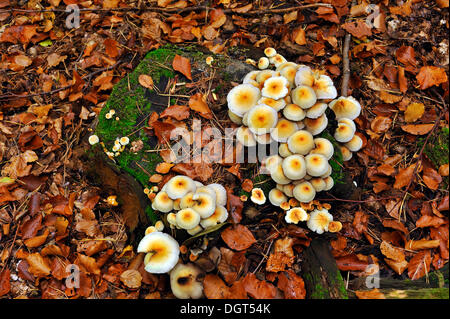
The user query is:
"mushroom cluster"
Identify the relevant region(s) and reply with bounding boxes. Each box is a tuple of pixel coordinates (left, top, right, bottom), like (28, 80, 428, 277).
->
(227, 47, 363, 208)
(150, 175, 229, 236)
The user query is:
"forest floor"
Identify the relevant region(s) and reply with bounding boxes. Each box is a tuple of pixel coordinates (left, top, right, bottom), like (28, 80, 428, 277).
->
(0, 0, 449, 299)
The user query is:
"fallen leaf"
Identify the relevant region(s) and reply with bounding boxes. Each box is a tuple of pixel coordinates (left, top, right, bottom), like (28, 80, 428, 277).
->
(120, 269, 142, 289)
(138, 74, 154, 89)
(370, 116, 392, 133)
(277, 270, 306, 299)
(342, 20, 372, 38)
(404, 103, 425, 123)
(218, 247, 246, 284)
(408, 250, 431, 280)
(384, 258, 408, 275)
(203, 274, 230, 299)
(380, 240, 405, 262)
(160, 104, 190, 120)
(25, 253, 51, 277)
(355, 288, 386, 299)
(189, 93, 212, 119)
(406, 239, 440, 250)
(0, 269, 10, 297)
(155, 162, 174, 174)
(242, 273, 277, 299)
(422, 167, 442, 190)
(416, 66, 448, 90)
(416, 215, 446, 228)
(393, 163, 417, 189)
(172, 54, 192, 80)
(335, 254, 369, 271)
(221, 224, 256, 251)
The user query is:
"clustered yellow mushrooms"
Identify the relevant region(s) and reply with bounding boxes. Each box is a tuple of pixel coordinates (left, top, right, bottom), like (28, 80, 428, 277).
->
(227, 47, 363, 234)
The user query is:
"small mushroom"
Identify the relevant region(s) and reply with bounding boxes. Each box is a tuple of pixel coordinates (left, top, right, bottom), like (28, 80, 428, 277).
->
(88, 135, 99, 145)
(282, 154, 307, 180)
(291, 85, 317, 109)
(255, 70, 278, 84)
(243, 70, 260, 83)
(283, 103, 306, 121)
(293, 181, 316, 203)
(279, 64, 299, 87)
(311, 138, 334, 160)
(307, 208, 333, 234)
(200, 205, 229, 228)
(187, 225, 203, 236)
(255, 133, 273, 144)
(328, 221, 342, 233)
(345, 134, 363, 152)
(258, 57, 270, 70)
(279, 143, 294, 158)
(306, 102, 328, 119)
(180, 192, 196, 209)
(261, 76, 289, 100)
(312, 74, 337, 99)
(305, 153, 329, 177)
(310, 178, 327, 192)
(264, 47, 277, 57)
(287, 130, 315, 155)
(165, 175, 197, 200)
(246, 104, 278, 135)
(207, 183, 227, 207)
(338, 118, 356, 131)
(250, 188, 266, 205)
(155, 220, 164, 232)
(227, 84, 261, 116)
(268, 188, 288, 207)
(340, 146, 353, 161)
(285, 207, 309, 224)
(304, 114, 328, 136)
(228, 110, 243, 125)
(151, 191, 174, 213)
(329, 96, 361, 120)
(195, 186, 217, 201)
(236, 126, 257, 147)
(176, 208, 201, 230)
(258, 97, 286, 111)
(294, 65, 315, 87)
(269, 54, 287, 67)
(270, 164, 292, 185)
(334, 122, 355, 143)
(270, 118, 298, 143)
(323, 176, 334, 191)
(169, 263, 204, 299)
(192, 193, 216, 218)
(138, 232, 180, 273)
(119, 136, 130, 146)
(283, 183, 295, 197)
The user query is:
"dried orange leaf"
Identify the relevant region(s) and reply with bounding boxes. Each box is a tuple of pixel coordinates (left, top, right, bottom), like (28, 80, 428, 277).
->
(416, 66, 448, 90)
(172, 54, 192, 80)
(221, 224, 256, 251)
(155, 162, 174, 174)
(189, 93, 212, 119)
(380, 240, 405, 262)
(355, 288, 386, 299)
(138, 74, 154, 89)
(404, 103, 425, 123)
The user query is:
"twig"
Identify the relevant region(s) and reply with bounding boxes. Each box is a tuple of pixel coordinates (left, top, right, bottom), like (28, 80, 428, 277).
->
(341, 0, 357, 97)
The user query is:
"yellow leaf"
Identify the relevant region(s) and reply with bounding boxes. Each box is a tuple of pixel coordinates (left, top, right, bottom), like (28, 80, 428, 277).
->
(404, 102, 424, 123)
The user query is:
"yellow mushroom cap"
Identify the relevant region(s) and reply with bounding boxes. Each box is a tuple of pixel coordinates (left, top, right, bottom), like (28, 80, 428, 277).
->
(258, 97, 286, 111)
(345, 134, 363, 152)
(305, 114, 328, 135)
(291, 85, 317, 109)
(200, 205, 228, 228)
(262, 76, 289, 100)
(228, 110, 243, 125)
(255, 133, 273, 145)
(311, 137, 334, 160)
(329, 96, 361, 120)
(323, 176, 334, 191)
(271, 164, 292, 185)
(165, 176, 197, 200)
(120, 136, 130, 146)
(268, 188, 288, 207)
(269, 54, 287, 67)
(280, 201, 290, 211)
(180, 192, 196, 209)
(243, 70, 261, 84)
(310, 178, 327, 192)
(294, 65, 315, 87)
(287, 130, 315, 155)
(207, 183, 227, 207)
(307, 208, 333, 234)
(282, 155, 307, 180)
(191, 192, 216, 218)
(137, 232, 180, 273)
(279, 143, 294, 158)
(338, 118, 356, 131)
(305, 153, 329, 177)
(283, 103, 306, 121)
(270, 118, 298, 143)
(227, 84, 261, 117)
(293, 181, 316, 203)
(276, 62, 299, 71)
(145, 226, 158, 235)
(280, 65, 299, 87)
(251, 188, 266, 205)
(312, 74, 337, 99)
(340, 146, 353, 161)
(195, 186, 217, 201)
(328, 221, 343, 233)
(169, 263, 203, 299)
(167, 212, 177, 226)
(152, 191, 174, 213)
(285, 207, 309, 224)
(176, 208, 201, 230)
(264, 47, 277, 57)
(155, 221, 164, 232)
(236, 126, 257, 147)
(283, 183, 295, 197)
(247, 104, 279, 135)
(258, 57, 270, 70)
(187, 225, 203, 236)
(263, 154, 283, 174)
(173, 198, 181, 211)
(256, 70, 278, 84)
(88, 135, 99, 145)
(306, 102, 328, 119)
(334, 122, 355, 143)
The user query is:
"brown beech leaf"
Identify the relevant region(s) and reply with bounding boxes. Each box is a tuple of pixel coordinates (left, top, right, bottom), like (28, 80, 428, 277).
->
(430, 225, 449, 260)
(393, 163, 417, 189)
(226, 189, 243, 224)
(416, 215, 446, 228)
(241, 179, 253, 192)
(242, 273, 277, 299)
(439, 164, 449, 177)
(385, 258, 408, 275)
(422, 167, 442, 190)
(382, 219, 408, 234)
(277, 270, 306, 299)
(152, 120, 176, 144)
(416, 66, 448, 90)
(138, 74, 154, 89)
(370, 116, 392, 133)
(78, 253, 101, 275)
(404, 103, 425, 123)
(189, 93, 212, 119)
(155, 162, 174, 174)
(396, 46, 416, 67)
(0, 269, 10, 297)
(221, 224, 256, 251)
(203, 274, 230, 299)
(405, 239, 440, 251)
(218, 247, 246, 284)
(380, 240, 405, 262)
(25, 253, 51, 277)
(355, 288, 386, 299)
(401, 123, 435, 135)
(24, 229, 49, 248)
(408, 250, 431, 280)
(335, 254, 369, 271)
(342, 20, 372, 38)
(160, 104, 190, 121)
(120, 269, 142, 289)
(172, 54, 192, 80)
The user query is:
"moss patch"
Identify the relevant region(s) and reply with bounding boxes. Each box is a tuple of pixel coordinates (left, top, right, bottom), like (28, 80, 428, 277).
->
(419, 127, 449, 188)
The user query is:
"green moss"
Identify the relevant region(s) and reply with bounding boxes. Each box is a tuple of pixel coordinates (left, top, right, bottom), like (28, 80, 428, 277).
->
(303, 273, 330, 299)
(384, 288, 449, 299)
(145, 206, 158, 224)
(320, 131, 345, 184)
